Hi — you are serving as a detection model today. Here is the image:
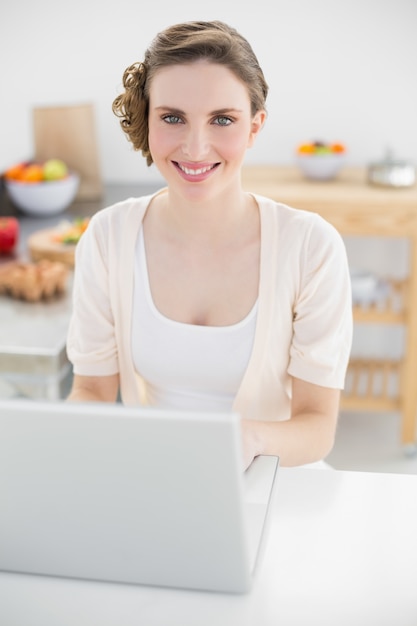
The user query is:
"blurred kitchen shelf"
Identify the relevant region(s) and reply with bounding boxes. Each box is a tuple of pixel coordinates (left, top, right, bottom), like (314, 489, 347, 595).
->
(342, 358, 401, 412)
(352, 277, 407, 323)
(345, 278, 406, 410)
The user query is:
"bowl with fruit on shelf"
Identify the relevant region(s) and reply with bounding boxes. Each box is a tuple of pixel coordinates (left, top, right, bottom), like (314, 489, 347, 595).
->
(296, 141, 346, 181)
(4, 159, 80, 216)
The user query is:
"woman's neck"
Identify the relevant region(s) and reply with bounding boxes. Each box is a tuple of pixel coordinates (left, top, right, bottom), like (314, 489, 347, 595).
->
(151, 187, 258, 248)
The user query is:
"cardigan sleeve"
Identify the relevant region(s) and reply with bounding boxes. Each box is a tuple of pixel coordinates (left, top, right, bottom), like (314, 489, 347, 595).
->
(66, 213, 120, 376)
(287, 214, 353, 389)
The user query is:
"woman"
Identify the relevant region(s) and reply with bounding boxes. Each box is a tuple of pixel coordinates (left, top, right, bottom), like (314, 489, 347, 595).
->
(67, 20, 352, 469)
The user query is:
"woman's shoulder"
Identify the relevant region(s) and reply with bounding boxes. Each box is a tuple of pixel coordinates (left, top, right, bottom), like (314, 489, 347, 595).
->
(90, 190, 161, 229)
(255, 193, 342, 240)
(254, 193, 322, 220)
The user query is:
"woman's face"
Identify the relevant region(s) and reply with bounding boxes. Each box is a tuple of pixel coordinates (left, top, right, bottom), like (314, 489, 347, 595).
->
(148, 60, 265, 200)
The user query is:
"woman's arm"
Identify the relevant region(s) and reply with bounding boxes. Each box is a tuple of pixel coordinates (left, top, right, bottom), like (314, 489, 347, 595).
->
(241, 376, 340, 469)
(67, 373, 120, 403)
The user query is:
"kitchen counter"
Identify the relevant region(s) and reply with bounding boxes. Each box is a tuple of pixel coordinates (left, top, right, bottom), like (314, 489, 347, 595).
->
(0, 180, 160, 258)
(0, 182, 159, 399)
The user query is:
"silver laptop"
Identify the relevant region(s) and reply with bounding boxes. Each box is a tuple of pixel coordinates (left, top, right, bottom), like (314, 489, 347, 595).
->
(0, 398, 279, 594)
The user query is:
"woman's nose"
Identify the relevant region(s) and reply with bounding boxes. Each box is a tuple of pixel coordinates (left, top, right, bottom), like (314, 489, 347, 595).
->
(182, 125, 210, 159)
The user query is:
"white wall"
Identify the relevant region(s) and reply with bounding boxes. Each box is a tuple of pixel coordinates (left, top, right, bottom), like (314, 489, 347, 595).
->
(1, 0, 416, 184)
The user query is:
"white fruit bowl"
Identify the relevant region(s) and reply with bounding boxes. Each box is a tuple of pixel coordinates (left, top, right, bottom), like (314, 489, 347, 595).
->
(296, 154, 345, 181)
(5, 173, 80, 216)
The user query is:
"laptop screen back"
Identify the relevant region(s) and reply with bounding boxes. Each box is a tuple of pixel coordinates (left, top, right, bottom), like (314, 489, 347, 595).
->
(0, 399, 278, 593)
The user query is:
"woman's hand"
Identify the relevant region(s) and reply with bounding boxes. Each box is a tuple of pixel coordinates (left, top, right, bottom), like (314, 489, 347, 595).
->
(239, 377, 341, 468)
(240, 419, 262, 470)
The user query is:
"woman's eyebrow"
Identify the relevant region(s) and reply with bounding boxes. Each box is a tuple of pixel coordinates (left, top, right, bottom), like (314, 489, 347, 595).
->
(154, 106, 186, 115)
(210, 108, 243, 115)
(154, 106, 243, 115)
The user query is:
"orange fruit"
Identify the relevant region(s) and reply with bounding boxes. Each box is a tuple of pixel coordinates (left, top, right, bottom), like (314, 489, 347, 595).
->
(4, 162, 27, 181)
(330, 143, 346, 153)
(297, 144, 315, 154)
(20, 163, 44, 183)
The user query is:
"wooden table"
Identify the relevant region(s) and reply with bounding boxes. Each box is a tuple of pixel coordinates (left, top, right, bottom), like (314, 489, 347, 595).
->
(242, 165, 417, 450)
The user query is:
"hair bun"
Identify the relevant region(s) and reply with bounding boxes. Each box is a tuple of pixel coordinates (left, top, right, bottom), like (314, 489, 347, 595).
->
(123, 62, 147, 91)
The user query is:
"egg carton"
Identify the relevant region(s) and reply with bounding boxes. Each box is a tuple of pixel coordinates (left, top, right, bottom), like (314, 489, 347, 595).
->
(0, 260, 69, 302)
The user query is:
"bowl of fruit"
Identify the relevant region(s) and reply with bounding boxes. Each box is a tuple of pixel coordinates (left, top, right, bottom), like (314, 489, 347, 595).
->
(4, 159, 80, 216)
(296, 141, 346, 181)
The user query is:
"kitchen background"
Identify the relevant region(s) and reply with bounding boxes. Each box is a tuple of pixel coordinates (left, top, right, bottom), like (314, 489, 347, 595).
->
(1, 0, 416, 182)
(1, 0, 417, 472)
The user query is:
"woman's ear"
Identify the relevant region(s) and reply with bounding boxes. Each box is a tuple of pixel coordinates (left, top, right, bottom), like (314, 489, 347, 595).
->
(248, 110, 267, 148)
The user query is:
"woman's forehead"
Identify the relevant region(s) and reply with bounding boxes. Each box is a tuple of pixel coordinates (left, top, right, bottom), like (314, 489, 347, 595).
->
(149, 61, 250, 108)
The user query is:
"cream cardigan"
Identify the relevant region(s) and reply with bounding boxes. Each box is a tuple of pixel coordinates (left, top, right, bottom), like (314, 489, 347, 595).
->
(67, 190, 352, 422)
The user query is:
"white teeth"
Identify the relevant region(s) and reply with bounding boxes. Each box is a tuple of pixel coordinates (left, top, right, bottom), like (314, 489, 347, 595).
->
(179, 164, 213, 176)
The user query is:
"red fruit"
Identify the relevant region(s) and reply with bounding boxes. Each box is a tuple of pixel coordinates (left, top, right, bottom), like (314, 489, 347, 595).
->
(0, 217, 19, 254)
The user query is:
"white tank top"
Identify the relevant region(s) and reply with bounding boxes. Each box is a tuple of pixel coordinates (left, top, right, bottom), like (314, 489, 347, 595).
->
(132, 228, 257, 411)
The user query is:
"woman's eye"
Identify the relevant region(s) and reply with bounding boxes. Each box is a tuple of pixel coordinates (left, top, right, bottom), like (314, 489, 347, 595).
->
(162, 114, 182, 124)
(214, 116, 232, 126)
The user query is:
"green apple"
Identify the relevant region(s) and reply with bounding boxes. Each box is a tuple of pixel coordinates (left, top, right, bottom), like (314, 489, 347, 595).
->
(314, 146, 332, 155)
(43, 158, 68, 181)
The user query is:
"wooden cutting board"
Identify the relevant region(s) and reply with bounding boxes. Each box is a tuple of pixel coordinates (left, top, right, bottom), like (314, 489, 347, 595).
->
(28, 227, 77, 267)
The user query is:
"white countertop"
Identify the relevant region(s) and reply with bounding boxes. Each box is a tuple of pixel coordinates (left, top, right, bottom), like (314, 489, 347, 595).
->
(1, 467, 416, 626)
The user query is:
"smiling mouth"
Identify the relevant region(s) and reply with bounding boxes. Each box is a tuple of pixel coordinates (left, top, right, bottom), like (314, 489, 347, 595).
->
(174, 162, 220, 176)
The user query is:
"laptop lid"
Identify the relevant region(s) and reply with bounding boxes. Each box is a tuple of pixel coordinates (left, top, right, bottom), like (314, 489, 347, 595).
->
(0, 398, 279, 594)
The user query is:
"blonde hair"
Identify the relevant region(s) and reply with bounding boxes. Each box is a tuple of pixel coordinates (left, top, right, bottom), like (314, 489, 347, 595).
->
(112, 20, 268, 166)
